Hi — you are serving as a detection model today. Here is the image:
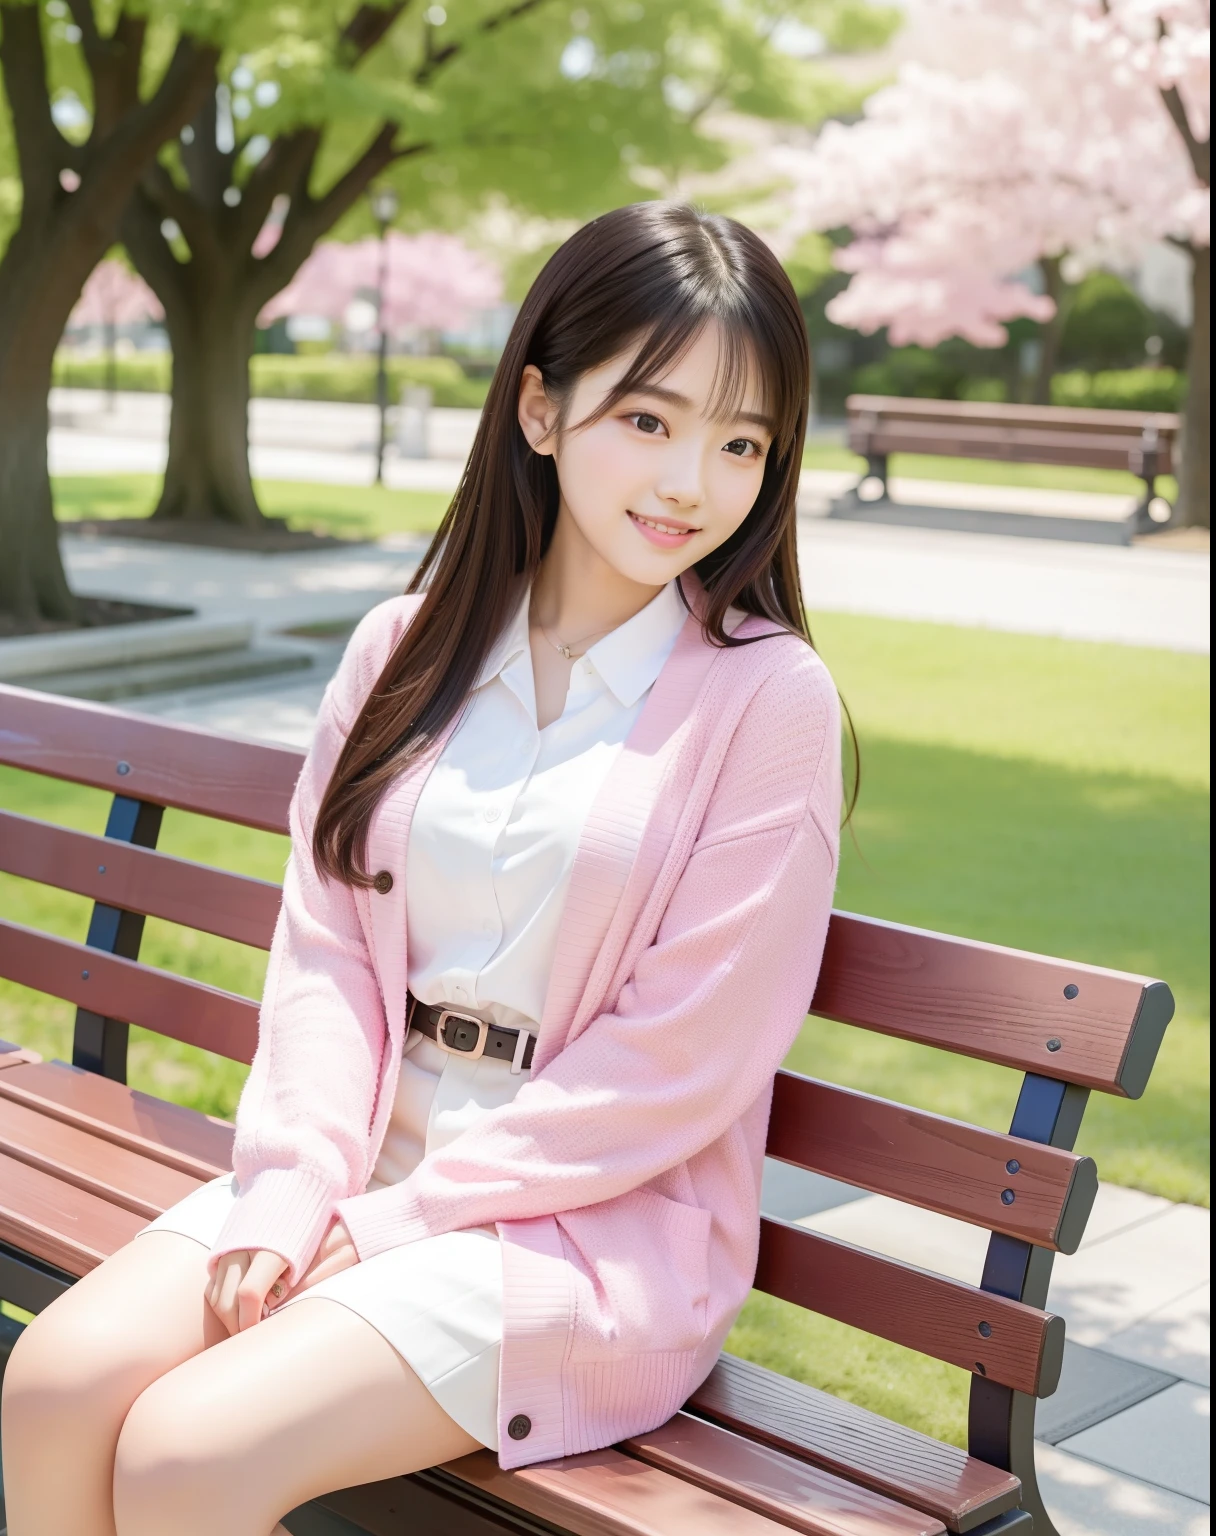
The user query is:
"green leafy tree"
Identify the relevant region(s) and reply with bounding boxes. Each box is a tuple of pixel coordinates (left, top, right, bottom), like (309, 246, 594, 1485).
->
(117, 0, 894, 533)
(0, 0, 896, 621)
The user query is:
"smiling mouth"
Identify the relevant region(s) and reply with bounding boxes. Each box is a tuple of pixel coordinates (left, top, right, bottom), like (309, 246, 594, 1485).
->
(628, 511, 700, 538)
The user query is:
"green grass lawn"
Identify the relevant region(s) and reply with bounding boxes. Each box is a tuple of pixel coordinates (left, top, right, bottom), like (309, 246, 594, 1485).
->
(52, 473, 451, 544)
(1, 611, 1208, 1444)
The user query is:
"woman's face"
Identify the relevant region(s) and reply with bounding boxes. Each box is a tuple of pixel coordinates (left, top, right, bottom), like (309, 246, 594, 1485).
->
(517, 322, 775, 588)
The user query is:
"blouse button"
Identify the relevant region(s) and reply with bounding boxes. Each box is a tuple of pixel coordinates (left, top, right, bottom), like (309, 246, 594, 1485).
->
(483, 807, 500, 822)
(373, 870, 394, 895)
(507, 1413, 532, 1441)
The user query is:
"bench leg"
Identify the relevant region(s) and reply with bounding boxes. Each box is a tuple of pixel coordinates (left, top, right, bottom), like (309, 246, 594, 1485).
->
(1131, 476, 1174, 534)
(851, 452, 889, 503)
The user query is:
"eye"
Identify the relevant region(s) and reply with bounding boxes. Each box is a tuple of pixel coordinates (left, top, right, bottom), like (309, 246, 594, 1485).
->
(631, 412, 666, 436)
(724, 437, 763, 458)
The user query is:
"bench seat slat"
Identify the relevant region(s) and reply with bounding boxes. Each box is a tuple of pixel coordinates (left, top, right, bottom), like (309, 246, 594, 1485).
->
(622, 1411, 945, 1534)
(0, 1147, 147, 1275)
(0, 683, 300, 834)
(769, 1071, 1096, 1253)
(814, 912, 1167, 1097)
(0, 917, 259, 1064)
(757, 1219, 1063, 1398)
(0, 1060, 233, 1180)
(438, 1446, 801, 1536)
(688, 1356, 1021, 1535)
(0, 809, 281, 950)
(0, 1095, 202, 1219)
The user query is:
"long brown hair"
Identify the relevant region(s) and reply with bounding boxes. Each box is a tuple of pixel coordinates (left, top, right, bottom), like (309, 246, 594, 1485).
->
(315, 201, 841, 885)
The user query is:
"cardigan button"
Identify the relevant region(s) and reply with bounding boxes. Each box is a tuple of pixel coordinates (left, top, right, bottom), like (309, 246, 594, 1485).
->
(507, 1414, 532, 1441)
(373, 870, 394, 895)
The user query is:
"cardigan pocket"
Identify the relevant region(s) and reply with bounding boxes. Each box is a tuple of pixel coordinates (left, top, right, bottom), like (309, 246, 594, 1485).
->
(559, 1186, 713, 1360)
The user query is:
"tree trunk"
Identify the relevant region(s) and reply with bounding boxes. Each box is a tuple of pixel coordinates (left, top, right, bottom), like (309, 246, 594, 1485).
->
(1176, 243, 1210, 529)
(0, 4, 216, 625)
(1032, 255, 1072, 407)
(0, 364, 75, 627)
(155, 279, 266, 527)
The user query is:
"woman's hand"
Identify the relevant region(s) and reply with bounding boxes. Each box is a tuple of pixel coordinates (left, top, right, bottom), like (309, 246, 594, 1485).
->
(280, 1217, 359, 1302)
(207, 1248, 290, 1335)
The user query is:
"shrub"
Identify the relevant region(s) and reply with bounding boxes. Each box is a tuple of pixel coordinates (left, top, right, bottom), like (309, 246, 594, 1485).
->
(53, 352, 490, 408)
(1051, 368, 1185, 413)
(54, 353, 171, 392)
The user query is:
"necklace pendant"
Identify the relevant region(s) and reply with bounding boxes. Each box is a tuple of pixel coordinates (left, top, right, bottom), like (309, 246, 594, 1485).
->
(558, 642, 574, 659)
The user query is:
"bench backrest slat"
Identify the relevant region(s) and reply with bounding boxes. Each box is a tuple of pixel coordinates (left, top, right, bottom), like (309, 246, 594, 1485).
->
(812, 913, 1169, 1098)
(756, 1218, 1063, 1398)
(0, 809, 281, 951)
(0, 684, 299, 834)
(768, 1072, 1096, 1253)
(847, 394, 1181, 434)
(0, 918, 259, 1064)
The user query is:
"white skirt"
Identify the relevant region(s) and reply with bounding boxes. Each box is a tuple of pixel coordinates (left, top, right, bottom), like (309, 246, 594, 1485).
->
(140, 1173, 504, 1451)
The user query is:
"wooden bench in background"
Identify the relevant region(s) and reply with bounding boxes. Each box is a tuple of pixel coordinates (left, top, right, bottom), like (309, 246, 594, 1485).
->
(839, 395, 1181, 543)
(0, 682, 1175, 1536)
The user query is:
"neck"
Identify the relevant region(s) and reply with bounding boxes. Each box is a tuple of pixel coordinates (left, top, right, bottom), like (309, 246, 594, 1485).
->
(531, 504, 666, 639)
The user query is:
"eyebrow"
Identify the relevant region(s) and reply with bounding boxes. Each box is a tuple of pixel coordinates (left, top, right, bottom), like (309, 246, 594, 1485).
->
(626, 383, 777, 435)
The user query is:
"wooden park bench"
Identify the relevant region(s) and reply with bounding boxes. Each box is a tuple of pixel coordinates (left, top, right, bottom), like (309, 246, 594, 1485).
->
(841, 395, 1180, 538)
(0, 681, 1174, 1536)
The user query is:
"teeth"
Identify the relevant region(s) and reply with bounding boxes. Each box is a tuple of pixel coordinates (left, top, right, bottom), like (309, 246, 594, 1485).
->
(633, 513, 693, 536)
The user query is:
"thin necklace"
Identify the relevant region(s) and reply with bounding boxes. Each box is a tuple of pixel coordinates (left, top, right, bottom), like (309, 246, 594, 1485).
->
(535, 617, 615, 661)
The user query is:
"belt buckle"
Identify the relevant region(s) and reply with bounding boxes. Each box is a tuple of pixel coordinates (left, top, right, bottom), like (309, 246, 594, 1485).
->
(434, 1009, 491, 1061)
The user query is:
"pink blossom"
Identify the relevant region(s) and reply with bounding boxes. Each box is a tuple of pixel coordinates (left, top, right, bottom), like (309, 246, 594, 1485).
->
(70, 259, 163, 327)
(771, 2, 1209, 347)
(260, 233, 502, 335)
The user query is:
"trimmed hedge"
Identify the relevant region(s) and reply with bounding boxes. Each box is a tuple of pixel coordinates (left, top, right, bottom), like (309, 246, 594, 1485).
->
(849, 349, 1186, 414)
(1050, 368, 1185, 413)
(53, 352, 491, 409)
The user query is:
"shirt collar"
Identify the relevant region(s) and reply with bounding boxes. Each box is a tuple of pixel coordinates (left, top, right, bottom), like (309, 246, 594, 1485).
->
(475, 579, 690, 709)
(475, 586, 532, 689)
(583, 580, 689, 708)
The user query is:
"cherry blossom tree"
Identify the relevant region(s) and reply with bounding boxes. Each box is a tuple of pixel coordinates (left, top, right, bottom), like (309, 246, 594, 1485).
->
(259, 231, 502, 338)
(68, 258, 163, 402)
(775, 0, 1210, 525)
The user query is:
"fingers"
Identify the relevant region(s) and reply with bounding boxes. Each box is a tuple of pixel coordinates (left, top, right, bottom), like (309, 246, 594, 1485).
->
(238, 1250, 290, 1333)
(206, 1251, 250, 1336)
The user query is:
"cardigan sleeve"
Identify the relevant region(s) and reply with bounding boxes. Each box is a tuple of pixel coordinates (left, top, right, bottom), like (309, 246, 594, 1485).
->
(338, 652, 842, 1261)
(207, 600, 416, 1284)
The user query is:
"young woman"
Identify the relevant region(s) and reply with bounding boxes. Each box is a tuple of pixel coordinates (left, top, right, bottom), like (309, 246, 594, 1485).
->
(2, 201, 843, 1536)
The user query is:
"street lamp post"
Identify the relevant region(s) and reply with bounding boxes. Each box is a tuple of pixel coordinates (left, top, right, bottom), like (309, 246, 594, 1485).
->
(369, 185, 399, 485)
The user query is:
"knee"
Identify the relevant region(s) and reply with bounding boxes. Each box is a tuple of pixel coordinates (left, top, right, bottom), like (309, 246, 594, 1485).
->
(1, 1300, 138, 1434)
(114, 1372, 248, 1524)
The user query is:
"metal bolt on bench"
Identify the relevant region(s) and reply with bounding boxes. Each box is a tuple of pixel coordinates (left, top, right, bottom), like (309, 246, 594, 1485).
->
(0, 682, 1174, 1536)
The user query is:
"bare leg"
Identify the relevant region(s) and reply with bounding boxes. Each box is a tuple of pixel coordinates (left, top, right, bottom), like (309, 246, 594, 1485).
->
(1, 1232, 225, 1536)
(113, 1296, 482, 1536)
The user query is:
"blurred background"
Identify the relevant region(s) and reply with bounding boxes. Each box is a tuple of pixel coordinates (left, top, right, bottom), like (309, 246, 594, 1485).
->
(0, 4, 1209, 1532)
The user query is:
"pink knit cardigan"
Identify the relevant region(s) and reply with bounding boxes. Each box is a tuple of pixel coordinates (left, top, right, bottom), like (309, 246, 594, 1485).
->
(211, 589, 841, 1468)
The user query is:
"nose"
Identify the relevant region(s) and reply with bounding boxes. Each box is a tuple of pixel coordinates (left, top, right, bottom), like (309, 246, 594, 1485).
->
(655, 440, 706, 511)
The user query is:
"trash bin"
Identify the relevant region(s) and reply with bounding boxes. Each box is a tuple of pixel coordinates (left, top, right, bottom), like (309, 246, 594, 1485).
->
(397, 384, 432, 459)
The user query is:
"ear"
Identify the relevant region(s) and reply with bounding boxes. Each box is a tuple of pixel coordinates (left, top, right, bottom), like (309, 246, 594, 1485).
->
(517, 364, 559, 456)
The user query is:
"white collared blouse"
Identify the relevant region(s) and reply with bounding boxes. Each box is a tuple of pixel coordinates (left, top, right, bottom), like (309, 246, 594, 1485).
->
(403, 578, 688, 1035)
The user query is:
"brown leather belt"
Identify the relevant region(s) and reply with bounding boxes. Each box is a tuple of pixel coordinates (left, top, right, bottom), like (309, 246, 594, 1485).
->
(407, 995, 536, 1072)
